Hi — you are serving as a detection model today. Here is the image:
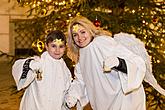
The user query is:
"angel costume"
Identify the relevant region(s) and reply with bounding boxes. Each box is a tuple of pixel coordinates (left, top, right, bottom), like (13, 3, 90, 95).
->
(73, 35, 147, 110)
(12, 51, 72, 110)
(67, 33, 165, 110)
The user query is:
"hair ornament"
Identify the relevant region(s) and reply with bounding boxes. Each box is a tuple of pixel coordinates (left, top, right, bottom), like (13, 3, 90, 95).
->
(53, 39, 64, 46)
(72, 24, 80, 32)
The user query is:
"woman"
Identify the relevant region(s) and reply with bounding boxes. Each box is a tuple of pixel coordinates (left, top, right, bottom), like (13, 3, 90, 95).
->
(66, 16, 147, 110)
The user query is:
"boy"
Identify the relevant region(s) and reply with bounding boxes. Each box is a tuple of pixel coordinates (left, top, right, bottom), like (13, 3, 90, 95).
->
(12, 30, 72, 110)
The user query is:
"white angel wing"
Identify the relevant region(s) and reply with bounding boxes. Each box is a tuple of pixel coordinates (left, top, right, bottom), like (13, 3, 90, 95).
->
(113, 32, 165, 96)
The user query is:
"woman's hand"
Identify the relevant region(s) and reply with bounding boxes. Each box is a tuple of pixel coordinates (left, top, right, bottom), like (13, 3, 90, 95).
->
(103, 56, 119, 73)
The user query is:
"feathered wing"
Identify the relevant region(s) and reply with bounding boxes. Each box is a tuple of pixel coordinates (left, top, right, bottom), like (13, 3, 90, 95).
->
(113, 32, 165, 96)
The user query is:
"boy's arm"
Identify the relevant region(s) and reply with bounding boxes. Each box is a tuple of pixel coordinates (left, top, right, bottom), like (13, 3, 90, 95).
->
(12, 57, 41, 90)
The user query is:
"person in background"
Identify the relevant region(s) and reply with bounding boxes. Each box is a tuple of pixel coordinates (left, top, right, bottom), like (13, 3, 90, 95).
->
(12, 30, 72, 110)
(65, 15, 147, 110)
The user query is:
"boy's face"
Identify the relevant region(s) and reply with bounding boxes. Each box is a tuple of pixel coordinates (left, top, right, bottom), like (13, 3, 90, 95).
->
(45, 39, 65, 59)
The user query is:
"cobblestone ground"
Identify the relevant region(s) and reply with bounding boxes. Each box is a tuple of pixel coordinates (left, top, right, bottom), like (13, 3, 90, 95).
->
(0, 62, 21, 110)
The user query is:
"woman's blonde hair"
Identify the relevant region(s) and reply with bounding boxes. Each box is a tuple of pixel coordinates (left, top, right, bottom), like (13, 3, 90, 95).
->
(67, 15, 112, 63)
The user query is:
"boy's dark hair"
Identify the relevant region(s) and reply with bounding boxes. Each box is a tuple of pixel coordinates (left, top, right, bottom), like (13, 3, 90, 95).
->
(46, 30, 66, 45)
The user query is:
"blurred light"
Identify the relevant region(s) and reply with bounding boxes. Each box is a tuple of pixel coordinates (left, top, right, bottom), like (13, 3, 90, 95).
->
(142, 20, 146, 24)
(151, 43, 155, 47)
(70, 0, 74, 3)
(45, 0, 52, 2)
(33, 4, 36, 7)
(149, 23, 154, 29)
(132, 10, 135, 13)
(157, 60, 160, 63)
(55, 2, 58, 5)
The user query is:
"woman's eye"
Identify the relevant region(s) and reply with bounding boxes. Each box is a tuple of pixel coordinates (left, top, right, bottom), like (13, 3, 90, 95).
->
(81, 31, 86, 34)
(72, 34, 77, 38)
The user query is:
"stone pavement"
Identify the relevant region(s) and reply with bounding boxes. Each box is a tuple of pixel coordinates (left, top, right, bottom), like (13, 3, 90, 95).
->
(0, 62, 21, 110)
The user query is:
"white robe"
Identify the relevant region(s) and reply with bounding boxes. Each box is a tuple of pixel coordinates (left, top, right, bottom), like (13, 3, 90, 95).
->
(12, 51, 72, 110)
(76, 36, 146, 110)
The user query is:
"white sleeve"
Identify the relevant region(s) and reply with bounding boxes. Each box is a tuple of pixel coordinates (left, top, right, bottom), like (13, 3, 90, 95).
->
(95, 37, 146, 94)
(113, 43, 146, 94)
(12, 58, 35, 91)
(118, 54, 146, 94)
(65, 63, 89, 108)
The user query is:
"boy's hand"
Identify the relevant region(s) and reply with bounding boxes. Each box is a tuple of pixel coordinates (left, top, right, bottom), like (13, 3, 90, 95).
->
(29, 60, 41, 71)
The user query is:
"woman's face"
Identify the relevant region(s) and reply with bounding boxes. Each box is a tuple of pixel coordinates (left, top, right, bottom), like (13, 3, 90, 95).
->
(71, 24, 93, 48)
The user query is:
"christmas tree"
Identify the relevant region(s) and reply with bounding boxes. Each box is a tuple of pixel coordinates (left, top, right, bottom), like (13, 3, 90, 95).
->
(11, 0, 165, 109)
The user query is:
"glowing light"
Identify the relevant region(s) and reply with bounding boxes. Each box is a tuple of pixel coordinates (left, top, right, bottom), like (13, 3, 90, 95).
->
(160, 38, 164, 42)
(45, 0, 52, 2)
(33, 4, 36, 7)
(70, 0, 74, 3)
(151, 43, 155, 47)
(149, 23, 154, 29)
(37, 1, 41, 5)
(145, 22, 148, 25)
(55, 2, 58, 5)
(157, 60, 160, 63)
(142, 20, 146, 24)
(132, 10, 135, 13)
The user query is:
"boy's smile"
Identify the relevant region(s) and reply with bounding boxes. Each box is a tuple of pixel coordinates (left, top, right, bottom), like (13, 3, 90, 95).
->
(45, 39, 65, 59)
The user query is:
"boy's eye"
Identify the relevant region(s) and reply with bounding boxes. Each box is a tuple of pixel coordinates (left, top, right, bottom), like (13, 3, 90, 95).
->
(51, 44, 56, 48)
(50, 44, 65, 48)
(59, 45, 65, 48)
